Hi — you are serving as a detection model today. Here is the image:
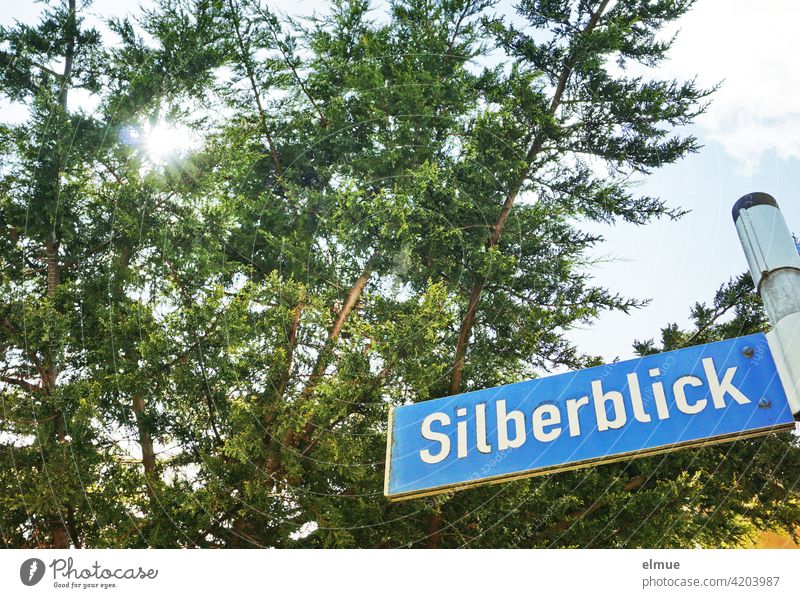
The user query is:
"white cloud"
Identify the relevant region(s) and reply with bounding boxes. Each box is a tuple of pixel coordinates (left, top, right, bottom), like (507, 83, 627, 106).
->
(663, 0, 800, 172)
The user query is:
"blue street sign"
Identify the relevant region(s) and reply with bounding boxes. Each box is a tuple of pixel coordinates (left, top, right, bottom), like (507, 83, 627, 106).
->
(384, 333, 796, 501)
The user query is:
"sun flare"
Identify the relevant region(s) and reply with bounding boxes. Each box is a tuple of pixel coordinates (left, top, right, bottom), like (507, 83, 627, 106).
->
(145, 123, 196, 160)
(119, 121, 197, 162)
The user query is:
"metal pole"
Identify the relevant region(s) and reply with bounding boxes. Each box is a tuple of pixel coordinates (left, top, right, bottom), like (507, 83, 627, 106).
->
(733, 192, 800, 415)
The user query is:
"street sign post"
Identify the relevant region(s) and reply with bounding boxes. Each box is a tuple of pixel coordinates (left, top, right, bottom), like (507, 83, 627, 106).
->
(734, 192, 800, 415)
(384, 192, 800, 502)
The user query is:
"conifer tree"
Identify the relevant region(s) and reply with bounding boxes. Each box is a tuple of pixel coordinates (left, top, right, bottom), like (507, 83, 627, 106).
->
(3, 0, 797, 549)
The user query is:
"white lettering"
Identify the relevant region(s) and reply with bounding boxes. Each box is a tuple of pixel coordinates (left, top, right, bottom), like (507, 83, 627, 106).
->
(627, 372, 651, 423)
(649, 369, 670, 420)
(456, 407, 468, 458)
(420, 413, 450, 464)
(475, 403, 491, 454)
(532, 404, 562, 442)
(497, 400, 526, 449)
(673, 375, 706, 414)
(592, 380, 627, 431)
(566, 396, 590, 437)
(702, 357, 751, 408)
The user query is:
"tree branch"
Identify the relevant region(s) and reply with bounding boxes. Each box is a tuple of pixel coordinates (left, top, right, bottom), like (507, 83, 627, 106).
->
(0, 375, 41, 395)
(248, 0, 327, 126)
(448, 0, 612, 396)
(228, 0, 283, 177)
(537, 474, 646, 541)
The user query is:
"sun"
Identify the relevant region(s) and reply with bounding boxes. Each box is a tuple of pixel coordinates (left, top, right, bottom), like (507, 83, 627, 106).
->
(144, 122, 197, 161)
(118, 121, 197, 162)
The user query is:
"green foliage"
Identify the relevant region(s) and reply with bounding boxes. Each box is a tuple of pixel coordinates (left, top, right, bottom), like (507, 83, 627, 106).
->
(3, 0, 794, 549)
(623, 273, 800, 548)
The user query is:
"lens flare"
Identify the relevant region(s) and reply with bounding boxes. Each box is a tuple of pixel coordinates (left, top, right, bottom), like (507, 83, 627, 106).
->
(145, 123, 196, 161)
(118, 122, 196, 162)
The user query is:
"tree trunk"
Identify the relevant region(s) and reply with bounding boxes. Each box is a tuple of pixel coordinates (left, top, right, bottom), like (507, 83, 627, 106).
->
(43, 0, 76, 549)
(426, 511, 442, 549)
(286, 263, 372, 449)
(51, 524, 70, 549)
(447, 0, 612, 396)
(437, 0, 613, 547)
(449, 281, 483, 395)
(132, 394, 157, 500)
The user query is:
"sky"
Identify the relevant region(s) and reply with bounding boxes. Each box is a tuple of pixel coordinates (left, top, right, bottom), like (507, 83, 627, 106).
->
(569, 0, 800, 360)
(2, 0, 799, 363)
